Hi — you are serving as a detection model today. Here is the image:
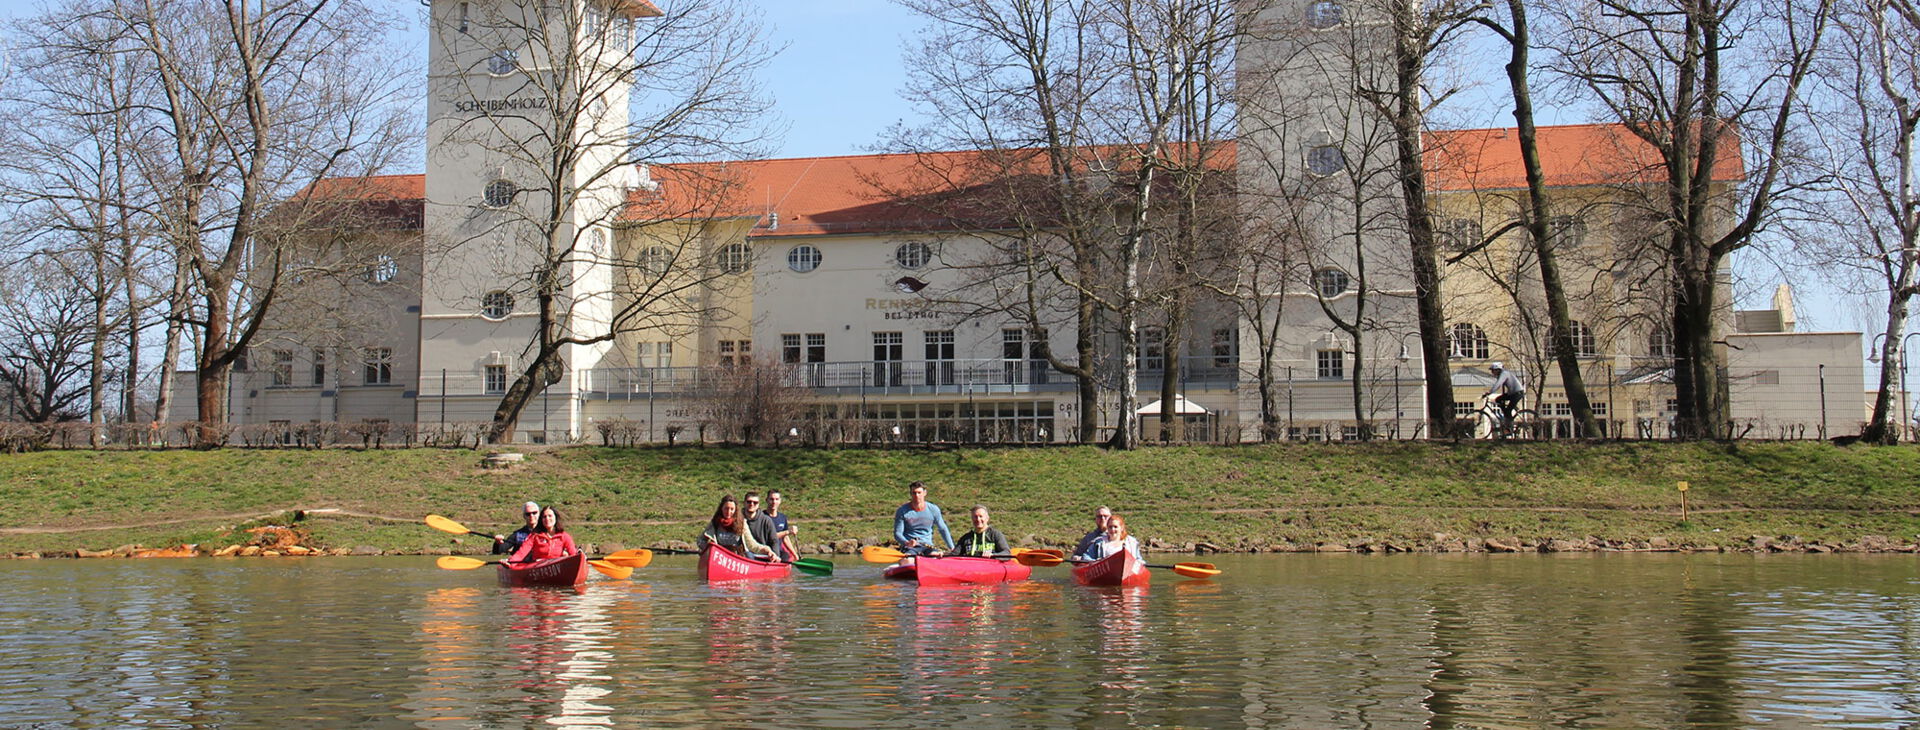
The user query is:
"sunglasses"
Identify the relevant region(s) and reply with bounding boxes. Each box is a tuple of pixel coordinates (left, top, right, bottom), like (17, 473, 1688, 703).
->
(745, 500, 760, 505)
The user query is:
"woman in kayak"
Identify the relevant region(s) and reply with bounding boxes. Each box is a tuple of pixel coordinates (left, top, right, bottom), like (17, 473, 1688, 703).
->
(699, 495, 778, 560)
(1074, 513, 1140, 562)
(508, 506, 579, 564)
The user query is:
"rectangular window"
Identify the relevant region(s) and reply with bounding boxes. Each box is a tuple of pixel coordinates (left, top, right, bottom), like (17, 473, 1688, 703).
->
(924, 330, 955, 386)
(1211, 328, 1236, 369)
(638, 341, 674, 370)
(1550, 215, 1588, 249)
(718, 340, 748, 368)
(1592, 401, 1609, 416)
(806, 333, 825, 363)
(1286, 426, 1302, 441)
(781, 334, 801, 364)
(484, 364, 507, 394)
(1454, 401, 1478, 418)
(1139, 327, 1165, 372)
(312, 349, 326, 386)
(270, 350, 293, 387)
(1441, 217, 1483, 250)
(1316, 349, 1344, 380)
(873, 332, 903, 386)
(1002, 328, 1047, 385)
(458, 2, 469, 33)
(363, 347, 393, 385)
(1341, 425, 1360, 441)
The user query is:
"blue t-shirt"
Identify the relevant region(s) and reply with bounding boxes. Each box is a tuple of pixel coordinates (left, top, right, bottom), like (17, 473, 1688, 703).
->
(893, 502, 953, 549)
(769, 512, 790, 535)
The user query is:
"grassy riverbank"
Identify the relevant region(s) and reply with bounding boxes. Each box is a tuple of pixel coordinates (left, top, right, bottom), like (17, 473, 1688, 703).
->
(4, 441, 1919, 556)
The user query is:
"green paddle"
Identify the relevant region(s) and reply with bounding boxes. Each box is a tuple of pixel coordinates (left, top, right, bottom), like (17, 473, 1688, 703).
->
(792, 557, 834, 576)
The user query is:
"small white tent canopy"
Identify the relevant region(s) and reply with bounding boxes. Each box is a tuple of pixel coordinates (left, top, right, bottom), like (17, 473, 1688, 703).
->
(1136, 395, 1208, 416)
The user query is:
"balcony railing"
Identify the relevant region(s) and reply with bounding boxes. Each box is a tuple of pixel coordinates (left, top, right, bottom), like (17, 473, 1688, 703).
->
(581, 359, 1241, 398)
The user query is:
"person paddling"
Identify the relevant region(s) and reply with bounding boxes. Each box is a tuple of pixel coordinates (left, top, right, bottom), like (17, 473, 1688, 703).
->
(1072, 506, 1113, 559)
(700, 495, 778, 561)
(743, 492, 782, 562)
(1075, 513, 1140, 562)
(766, 490, 799, 562)
(507, 506, 579, 564)
(892, 480, 954, 563)
(953, 505, 1010, 557)
(492, 501, 541, 556)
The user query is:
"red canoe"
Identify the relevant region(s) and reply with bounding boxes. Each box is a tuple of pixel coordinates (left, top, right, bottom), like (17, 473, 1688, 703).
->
(1072, 550, 1150, 587)
(883, 556, 1031, 585)
(497, 552, 590, 587)
(699, 544, 793, 582)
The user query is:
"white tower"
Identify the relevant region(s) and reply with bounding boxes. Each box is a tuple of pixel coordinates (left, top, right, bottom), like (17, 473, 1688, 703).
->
(421, 0, 660, 441)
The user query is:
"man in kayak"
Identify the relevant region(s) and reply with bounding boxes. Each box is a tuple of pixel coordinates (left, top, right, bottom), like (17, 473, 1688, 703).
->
(893, 480, 954, 560)
(743, 492, 783, 562)
(766, 489, 798, 562)
(491, 501, 540, 556)
(953, 505, 1010, 557)
(1072, 506, 1112, 559)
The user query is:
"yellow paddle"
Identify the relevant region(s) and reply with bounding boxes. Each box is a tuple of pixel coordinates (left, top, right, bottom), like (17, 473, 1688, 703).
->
(425, 515, 639, 578)
(860, 545, 910, 563)
(1011, 551, 1221, 578)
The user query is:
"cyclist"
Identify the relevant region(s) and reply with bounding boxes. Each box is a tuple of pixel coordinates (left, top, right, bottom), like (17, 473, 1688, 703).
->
(1485, 362, 1526, 434)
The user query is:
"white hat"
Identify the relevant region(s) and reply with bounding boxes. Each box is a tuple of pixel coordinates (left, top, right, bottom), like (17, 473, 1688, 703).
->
(523, 501, 540, 513)
(1489, 361, 1504, 370)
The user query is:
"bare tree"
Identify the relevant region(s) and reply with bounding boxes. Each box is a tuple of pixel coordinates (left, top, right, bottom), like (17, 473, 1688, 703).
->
(1551, 0, 1833, 439)
(697, 358, 811, 445)
(0, 257, 95, 422)
(32, 0, 416, 445)
(1470, 0, 1604, 437)
(434, 0, 775, 443)
(1803, 0, 1920, 443)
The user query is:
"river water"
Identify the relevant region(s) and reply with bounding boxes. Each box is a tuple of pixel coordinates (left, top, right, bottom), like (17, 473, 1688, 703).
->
(0, 553, 1916, 728)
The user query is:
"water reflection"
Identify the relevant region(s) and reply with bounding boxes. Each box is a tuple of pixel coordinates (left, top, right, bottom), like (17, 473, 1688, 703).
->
(3, 555, 1920, 728)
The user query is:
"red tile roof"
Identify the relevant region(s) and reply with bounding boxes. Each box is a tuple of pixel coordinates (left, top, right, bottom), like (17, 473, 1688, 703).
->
(309, 123, 1743, 236)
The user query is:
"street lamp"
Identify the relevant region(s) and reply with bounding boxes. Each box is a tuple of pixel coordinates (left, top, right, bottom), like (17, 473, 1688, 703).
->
(1394, 341, 1411, 440)
(1868, 332, 1920, 440)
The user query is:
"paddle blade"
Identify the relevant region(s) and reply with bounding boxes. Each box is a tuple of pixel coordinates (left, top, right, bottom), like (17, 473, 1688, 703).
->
(792, 557, 835, 576)
(859, 545, 908, 563)
(425, 514, 476, 536)
(589, 560, 633, 580)
(436, 555, 489, 570)
(604, 553, 652, 569)
(604, 548, 653, 562)
(1014, 552, 1065, 567)
(1014, 548, 1066, 560)
(1171, 562, 1221, 579)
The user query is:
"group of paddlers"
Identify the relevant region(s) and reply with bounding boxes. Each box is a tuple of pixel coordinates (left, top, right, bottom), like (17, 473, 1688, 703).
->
(488, 480, 1140, 567)
(889, 481, 1142, 565)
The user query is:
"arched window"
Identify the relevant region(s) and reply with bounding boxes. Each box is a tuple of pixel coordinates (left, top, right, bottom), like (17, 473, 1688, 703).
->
(482, 179, 515, 208)
(1306, 1, 1345, 29)
(718, 242, 751, 274)
(787, 244, 822, 273)
(640, 246, 671, 277)
(894, 241, 931, 269)
(481, 290, 514, 320)
(1649, 328, 1673, 359)
(1556, 320, 1598, 358)
(1448, 323, 1488, 360)
(1313, 267, 1350, 298)
(487, 48, 518, 75)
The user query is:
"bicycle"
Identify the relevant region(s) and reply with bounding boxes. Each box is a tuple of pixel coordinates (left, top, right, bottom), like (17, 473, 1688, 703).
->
(1473, 393, 1539, 440)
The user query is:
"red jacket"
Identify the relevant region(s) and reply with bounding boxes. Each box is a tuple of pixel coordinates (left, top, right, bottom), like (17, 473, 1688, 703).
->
(509, 531, 578, 563)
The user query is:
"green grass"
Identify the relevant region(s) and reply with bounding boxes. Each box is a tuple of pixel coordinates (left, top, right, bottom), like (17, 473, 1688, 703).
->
(3, 441, 1918, 554)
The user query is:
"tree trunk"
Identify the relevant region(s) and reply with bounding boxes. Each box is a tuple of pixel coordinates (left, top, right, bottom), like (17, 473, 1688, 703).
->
(1863, 299, 1906, 443)
(1501, 0, 1603, 438)
(1159, 296, 1185, 442)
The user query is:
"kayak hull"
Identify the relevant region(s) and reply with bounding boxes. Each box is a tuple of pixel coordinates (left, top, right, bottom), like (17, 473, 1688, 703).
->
(699, 544, 792, 582)
(497, 552, 589, 587)
(1072, 551, 1150, 587)
(881, 556, 1030, 584)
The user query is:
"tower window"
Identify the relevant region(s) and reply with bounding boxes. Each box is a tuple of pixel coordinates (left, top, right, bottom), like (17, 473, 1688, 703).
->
(895, 241, 931, 269)
(459, 2, 469, 33)
(1306, 144, 1345, 176)
(483, 179, 515, 208)
(481, 290, 514, 320)
(1313, 268, 1350, 298)
(719, 242, 752, 274)
(1306, 1, 1345, 29)
(366, 254, 397, 284)
(488, 49, 518, 75)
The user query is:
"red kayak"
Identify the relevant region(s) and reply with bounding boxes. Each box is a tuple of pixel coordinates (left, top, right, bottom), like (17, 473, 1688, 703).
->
(699, 544, 792, 582)
(497, 552, 589, 587)
(1072, 550, 1150, 587)
(883, 556, 1031, 585)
